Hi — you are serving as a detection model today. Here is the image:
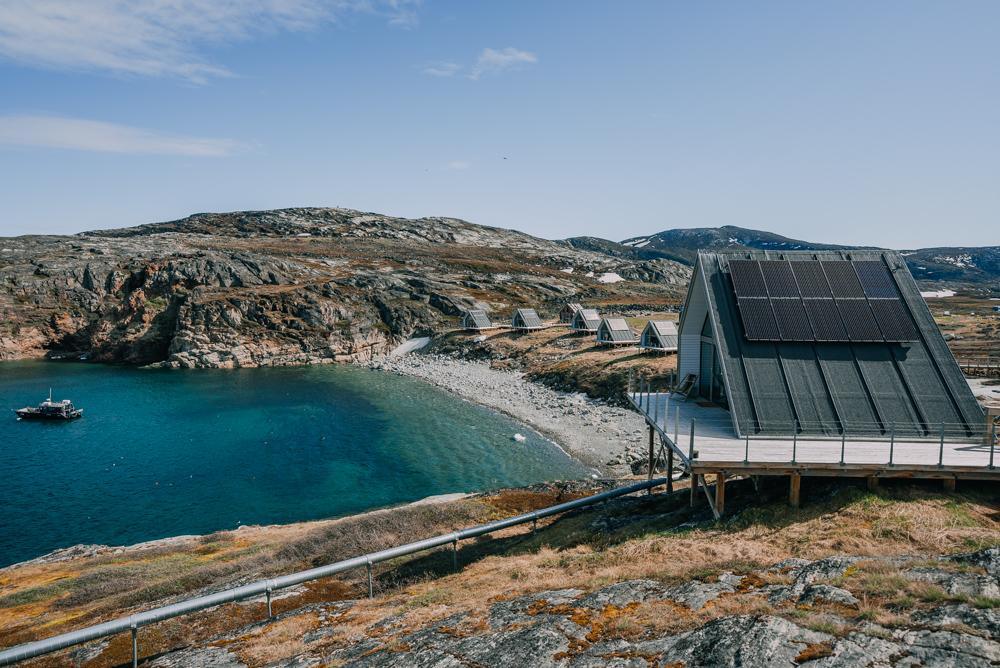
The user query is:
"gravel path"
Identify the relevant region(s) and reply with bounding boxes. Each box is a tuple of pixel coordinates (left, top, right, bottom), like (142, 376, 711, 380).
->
(371, 354, 649, 476)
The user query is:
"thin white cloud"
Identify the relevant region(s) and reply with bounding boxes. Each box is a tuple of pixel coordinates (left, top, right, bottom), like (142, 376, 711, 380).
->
(446, 160, 471, 170)
(421, 47, 537, 80)
(0, 115, 249, 156)
(422, 61, 461, 77)
(0, 0, 422, 83)
(469, 47, 537, 80)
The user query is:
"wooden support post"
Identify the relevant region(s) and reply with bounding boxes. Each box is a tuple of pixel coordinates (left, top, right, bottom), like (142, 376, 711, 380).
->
(943, 478, 956, 492)
(866, 476, 878, 491)
(789, 473, 801, 508)
(647, 424, 655, 494)
(690, 470, 699, 507)
(667, 446, 674, 494)
(714, 473, 726, 517)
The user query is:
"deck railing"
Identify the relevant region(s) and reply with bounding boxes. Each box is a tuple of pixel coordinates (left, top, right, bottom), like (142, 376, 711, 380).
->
(0, 478, 666, 667)
(958, 357, 1000, 377)
(626, 377, 998, 472)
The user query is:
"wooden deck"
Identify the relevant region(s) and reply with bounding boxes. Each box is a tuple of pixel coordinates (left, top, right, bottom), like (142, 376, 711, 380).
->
(628, 390, 999, 517)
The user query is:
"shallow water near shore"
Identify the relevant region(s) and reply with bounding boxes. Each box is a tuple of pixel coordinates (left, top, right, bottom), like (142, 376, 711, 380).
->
(0, 361, 589, 567)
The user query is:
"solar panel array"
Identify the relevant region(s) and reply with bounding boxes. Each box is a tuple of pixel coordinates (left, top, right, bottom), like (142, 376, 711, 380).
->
(728, 259, 918, 343)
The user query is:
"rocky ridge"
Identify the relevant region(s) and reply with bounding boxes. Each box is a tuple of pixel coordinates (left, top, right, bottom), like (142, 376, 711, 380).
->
(0, 208, 689, 367)
(145, 548, 1000, 667)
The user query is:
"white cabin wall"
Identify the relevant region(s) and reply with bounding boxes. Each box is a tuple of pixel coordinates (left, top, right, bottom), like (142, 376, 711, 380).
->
(678, 263, 708, 379)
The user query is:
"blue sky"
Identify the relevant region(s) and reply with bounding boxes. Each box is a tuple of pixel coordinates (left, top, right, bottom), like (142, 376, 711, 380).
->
(1, 1, 998, 247)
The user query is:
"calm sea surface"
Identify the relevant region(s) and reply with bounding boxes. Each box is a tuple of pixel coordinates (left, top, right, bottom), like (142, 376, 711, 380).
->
(0, 361, 589, 567)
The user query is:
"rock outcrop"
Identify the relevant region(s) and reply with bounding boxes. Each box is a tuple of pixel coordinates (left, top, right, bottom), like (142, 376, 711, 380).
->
(0, 208, 689, 367)
(140, 548, 1000, 667)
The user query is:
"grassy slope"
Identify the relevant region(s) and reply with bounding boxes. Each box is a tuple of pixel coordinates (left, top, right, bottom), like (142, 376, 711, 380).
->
(3, 480, 998, 666)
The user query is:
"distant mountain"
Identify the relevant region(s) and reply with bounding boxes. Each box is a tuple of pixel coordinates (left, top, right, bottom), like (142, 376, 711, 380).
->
(619, 226, 859, 265)
(899, 246, 1000, 284)
(617, 225, 999, 288)
(562, 236, 687, 264)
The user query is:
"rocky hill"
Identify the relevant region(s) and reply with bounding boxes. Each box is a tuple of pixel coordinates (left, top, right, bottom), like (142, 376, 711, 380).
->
(2, 479, 997, 667)
(619, 225, 1000, 289)
(0, 208, 689, 367)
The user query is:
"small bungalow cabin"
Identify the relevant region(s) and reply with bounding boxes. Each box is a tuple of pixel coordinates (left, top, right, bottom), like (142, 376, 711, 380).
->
(677, 249, 983, 437)
(461, 309, 494, 331)
(596, 318, 636, 345)
(559, 303, 583, 324)
(570, 308, 601, 333)
(640, 320, 678, 353)
(512, 308, 544, 330)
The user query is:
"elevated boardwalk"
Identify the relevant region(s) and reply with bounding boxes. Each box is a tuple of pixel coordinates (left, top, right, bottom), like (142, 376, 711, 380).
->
(627, 389, 999, 517)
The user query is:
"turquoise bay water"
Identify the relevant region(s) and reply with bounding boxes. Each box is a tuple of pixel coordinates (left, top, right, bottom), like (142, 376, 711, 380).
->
(0, 362, 588, 567)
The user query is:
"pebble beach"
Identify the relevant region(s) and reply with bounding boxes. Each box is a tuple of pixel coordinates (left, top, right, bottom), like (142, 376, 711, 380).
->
(371, 353, 649, 476)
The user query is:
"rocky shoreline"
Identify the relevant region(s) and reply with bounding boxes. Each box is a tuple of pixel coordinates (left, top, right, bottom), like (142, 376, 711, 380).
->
(369, 352, 649, 477)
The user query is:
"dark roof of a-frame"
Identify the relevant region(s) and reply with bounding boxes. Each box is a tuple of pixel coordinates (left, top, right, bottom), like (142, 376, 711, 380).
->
(693, 249, 983, 439)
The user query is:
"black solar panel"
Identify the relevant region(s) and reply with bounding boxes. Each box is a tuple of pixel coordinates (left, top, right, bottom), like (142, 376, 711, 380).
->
(737, 297, 780, 340)
(771, 298, 814, 340)
(836, 299, 883, 342)
(870, 299, 919, 341)
(804, 298, 849, 341)
(791, 262, 832, 298)
(729, 260, 768, 297)
(730, 257, 917, 344)
(822, 261, 865, 298)
(854, 260, 899, 298)
(760, 261, 799, 298)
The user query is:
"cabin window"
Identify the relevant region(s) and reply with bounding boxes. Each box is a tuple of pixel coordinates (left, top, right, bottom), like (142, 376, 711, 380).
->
(698, 340, 728, 407)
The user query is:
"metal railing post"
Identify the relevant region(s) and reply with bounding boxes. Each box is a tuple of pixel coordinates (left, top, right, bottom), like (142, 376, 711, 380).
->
(266, 587, 273, 618)
(840, 431, 846, 466)
(938, 422, 945, 467)
(990, 422, 996, 470)
(452, 540, 459, 571)
(688, 419, 696, 462)
(744, 434, 749, 464)
(653, 385, 659, 424)
(367, 561, 373, 598)
(888, 424, 895, 466)
(663, 393, 670, 431)
(674, 406, 680, 445)
(791, 430, 797, 464)
(130, 624, 138, 668)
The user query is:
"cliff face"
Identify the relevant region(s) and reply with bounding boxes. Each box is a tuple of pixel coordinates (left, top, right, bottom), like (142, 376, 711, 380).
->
(0, 208, 689, 368)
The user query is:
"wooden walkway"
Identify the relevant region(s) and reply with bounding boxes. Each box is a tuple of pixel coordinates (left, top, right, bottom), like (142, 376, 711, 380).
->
(627, 390, 999, 518)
